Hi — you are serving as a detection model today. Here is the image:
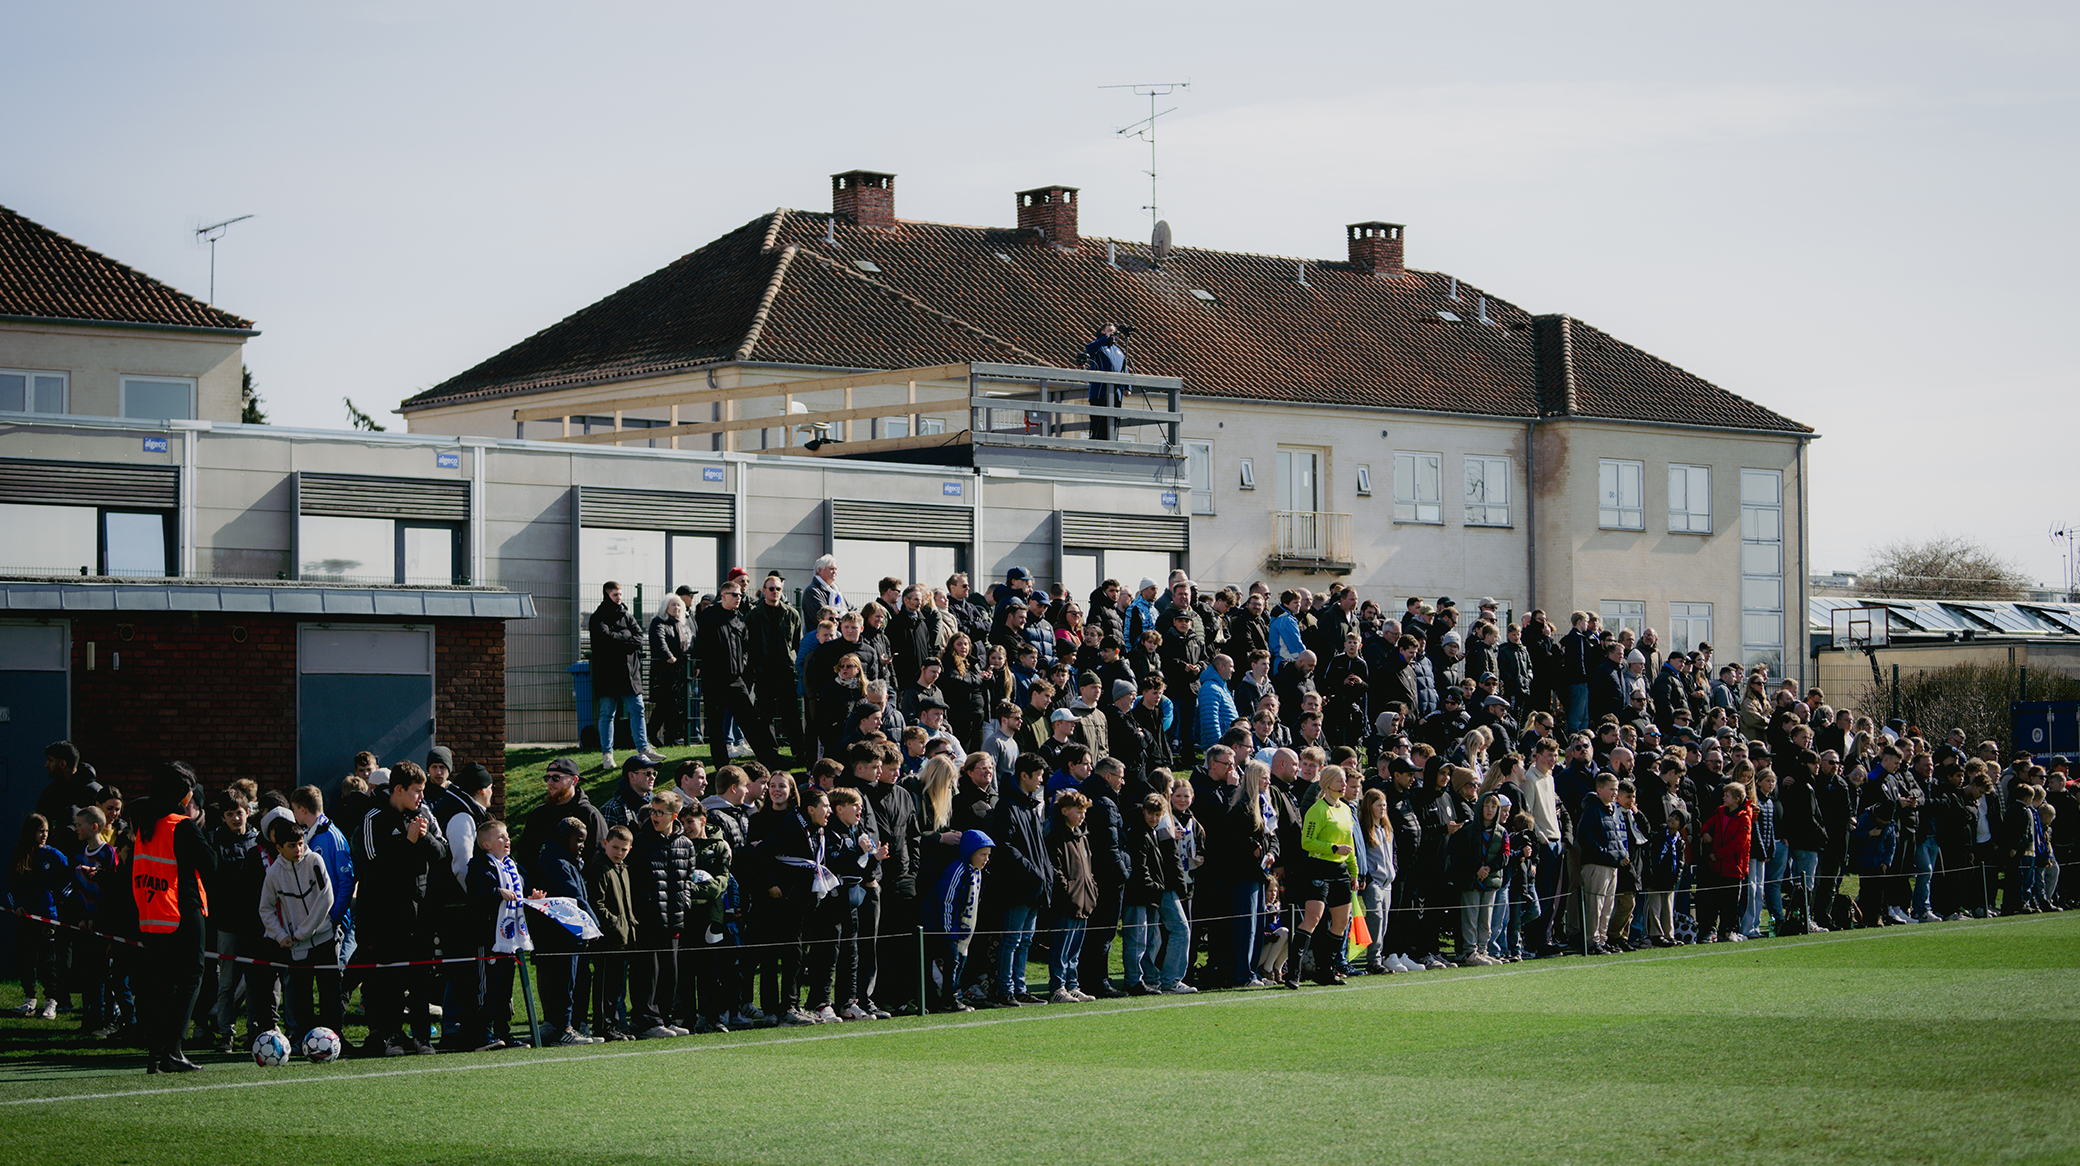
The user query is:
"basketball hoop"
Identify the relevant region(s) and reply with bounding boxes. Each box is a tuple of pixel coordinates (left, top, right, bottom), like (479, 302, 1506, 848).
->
(1831, 606, 1890, 649)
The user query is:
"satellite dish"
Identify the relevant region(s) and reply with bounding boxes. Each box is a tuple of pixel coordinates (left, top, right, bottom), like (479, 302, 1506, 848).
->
(1151, 220, 1173, 267)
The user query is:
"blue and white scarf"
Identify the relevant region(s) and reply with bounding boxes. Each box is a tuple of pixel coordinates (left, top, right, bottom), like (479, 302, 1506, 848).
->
(776, 813, 839, 897)
(492, 854, 532, 954)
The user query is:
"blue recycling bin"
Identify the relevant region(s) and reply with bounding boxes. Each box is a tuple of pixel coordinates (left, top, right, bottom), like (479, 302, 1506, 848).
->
(570, 659, 592, 713)
(570, 659, 636, 752)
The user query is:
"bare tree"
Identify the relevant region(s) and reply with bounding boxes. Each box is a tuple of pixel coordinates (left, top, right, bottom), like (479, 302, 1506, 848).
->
(1860, 535, 2031, 600)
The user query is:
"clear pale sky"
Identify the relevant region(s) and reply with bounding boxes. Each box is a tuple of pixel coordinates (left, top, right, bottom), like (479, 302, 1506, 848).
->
(8, 2, 2076, 587)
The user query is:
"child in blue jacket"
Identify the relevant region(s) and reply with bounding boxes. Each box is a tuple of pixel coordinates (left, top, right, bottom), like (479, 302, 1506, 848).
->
(928, 830, 992, 1013)
(1850, 802, 1897, 928)
(9, 814, 72, 1019)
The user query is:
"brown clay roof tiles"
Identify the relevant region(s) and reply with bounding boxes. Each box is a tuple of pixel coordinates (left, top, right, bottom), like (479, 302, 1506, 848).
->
(404, 206, 1808, 435)
(0, 205, 254, 332)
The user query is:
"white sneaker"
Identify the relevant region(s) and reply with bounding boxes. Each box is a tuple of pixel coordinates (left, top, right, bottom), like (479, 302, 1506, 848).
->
(1161, 983, 1198, 994)
(814, 1005, 840, 1024)
(36, 999, 57, 1020)
(838, 1003, 870, 1021)
(601, 753, 616, 771)
(1725, 931, 1747, 942)
(1071, 989, 1096, 1002)
(1049, 989, 1078, 1004)
(10, 999, 36, 1017)
(1391, 953, 1419, 973)
(1913, 911, 1940, 923)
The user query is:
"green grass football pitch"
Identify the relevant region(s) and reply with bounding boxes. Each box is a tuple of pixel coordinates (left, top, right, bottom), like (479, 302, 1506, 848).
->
(2, 912, 2076, 1166)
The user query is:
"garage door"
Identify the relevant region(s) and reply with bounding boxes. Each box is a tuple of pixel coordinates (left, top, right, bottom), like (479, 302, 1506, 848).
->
(297, 625, 434, 801)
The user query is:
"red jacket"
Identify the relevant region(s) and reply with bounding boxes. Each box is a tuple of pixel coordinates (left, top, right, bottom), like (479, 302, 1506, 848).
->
(1700, 804, 1755, 880)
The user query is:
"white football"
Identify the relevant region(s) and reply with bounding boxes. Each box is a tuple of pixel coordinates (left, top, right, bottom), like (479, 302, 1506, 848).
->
(252, 1030, 293, 1067)
(301, 1027, 343, 1064)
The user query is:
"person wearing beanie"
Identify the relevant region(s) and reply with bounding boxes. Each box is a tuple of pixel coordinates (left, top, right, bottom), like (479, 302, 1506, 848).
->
(132, 762, 216, 1074)
(425, 747, 455, 786)
(429, 759, 495, 1049)
(1623, 650, 1650, 708)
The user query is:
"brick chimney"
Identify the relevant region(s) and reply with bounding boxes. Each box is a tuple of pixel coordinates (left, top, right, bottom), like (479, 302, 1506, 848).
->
(832, 170, 896, 230)
(1016, 185, 1080, 248)
(1347, 221, 1405, 275)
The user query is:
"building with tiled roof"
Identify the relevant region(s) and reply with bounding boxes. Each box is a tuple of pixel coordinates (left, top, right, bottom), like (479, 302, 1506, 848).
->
(0, 204, 257, 424)
(402, 171, 1817, 678)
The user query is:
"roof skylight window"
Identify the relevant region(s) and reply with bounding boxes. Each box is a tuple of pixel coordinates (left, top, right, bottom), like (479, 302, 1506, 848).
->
(1189, 288, 1216, 302)
(852, 259, 881, 273)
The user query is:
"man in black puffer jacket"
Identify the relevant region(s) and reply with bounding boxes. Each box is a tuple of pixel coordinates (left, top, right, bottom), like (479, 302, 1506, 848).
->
(628, 790, 695, 1039)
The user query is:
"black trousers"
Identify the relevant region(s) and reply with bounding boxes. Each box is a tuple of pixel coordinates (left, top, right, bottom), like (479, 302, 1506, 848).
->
(533, 944, 580, 1032)
(1078, 879, 1124, 990)
(651, 671, 690, 746)
(479, 953, 518, 1046)
(438, 918, 480, 1047)
(627, 928, 676, 1031)
(707, 679, 783, 769)
(1696, 871, 1740, 938)
(755, 672, 808, 756)
(591, 942, 626, 1033)
(875, 890, 919, 1010)
(674, 924, 725, 1024)
(359, 920, 433, 1045)
(852, 884, 883, 1005)
(242, 935, 286, 1037)
(282, 940, 343, 1037)
(140, 922, 205, 1062)
(801, 896, 846, 1009)
(755, 904, 805, 1016)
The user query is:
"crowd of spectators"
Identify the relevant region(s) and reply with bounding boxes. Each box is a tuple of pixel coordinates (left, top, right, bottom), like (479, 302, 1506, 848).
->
(8, 564, 2075, 1070)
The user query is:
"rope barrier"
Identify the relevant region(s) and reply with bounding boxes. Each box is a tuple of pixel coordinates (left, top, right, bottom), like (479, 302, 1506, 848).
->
(7, 858, 2047, 968)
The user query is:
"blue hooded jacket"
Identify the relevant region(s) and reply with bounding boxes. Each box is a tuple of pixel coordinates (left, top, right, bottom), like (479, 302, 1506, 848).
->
(931, 830, 994, 953)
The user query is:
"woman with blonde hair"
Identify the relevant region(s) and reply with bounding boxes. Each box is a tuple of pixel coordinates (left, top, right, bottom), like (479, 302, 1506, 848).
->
(1459, 726, 1493, 778)
(1212, 759, 1279, 988)
(914, 755, 965, 893)
(1356, 787, 1395, 974)
(1287, 764, 1361, 987)
(938, 633, 988, 750)
(648, 594, 695, 747)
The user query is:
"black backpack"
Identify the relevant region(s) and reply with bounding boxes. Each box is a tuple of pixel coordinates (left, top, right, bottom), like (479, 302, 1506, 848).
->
(1830, 892, 1862, 932)
(1778, 878, 1809, 935)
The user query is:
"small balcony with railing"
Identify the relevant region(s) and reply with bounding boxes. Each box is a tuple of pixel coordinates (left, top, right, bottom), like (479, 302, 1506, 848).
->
(519, 361, 1185, 483)
(1268, 510, 1354, 574)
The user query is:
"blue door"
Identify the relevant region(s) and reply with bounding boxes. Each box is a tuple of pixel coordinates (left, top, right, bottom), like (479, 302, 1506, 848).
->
(0, 622, 69, 968)
(0, 623, 70, 836)
(297, 626, 434, 805)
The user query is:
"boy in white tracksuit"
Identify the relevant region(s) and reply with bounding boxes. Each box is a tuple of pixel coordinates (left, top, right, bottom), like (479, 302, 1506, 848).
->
(258, 818, 339, 1037)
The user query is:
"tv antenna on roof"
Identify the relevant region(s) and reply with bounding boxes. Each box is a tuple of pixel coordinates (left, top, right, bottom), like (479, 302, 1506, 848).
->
(1104, 81, 1190, 232)
(2054, 522, 2079, 601)
(192, 214, 253, 305)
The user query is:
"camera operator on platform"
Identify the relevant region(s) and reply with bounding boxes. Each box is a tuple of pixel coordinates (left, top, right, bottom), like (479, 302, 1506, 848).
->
(1084, 323, 1131, 440)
